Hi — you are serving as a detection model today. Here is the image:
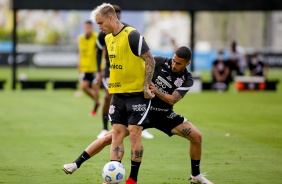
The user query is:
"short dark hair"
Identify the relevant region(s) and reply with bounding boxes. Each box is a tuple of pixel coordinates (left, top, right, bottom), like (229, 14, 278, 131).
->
(85, 20, 93, 25)
(175, 46, 192, 62)
(112, 4, 121, 13)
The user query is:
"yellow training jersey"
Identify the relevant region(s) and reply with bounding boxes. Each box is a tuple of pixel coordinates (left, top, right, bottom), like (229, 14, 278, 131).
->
(105, 26, 145, 94)
(78, 32, 98, 73)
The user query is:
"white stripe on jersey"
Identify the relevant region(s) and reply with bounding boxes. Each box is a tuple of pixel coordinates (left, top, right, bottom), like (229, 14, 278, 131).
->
(176, 87, 191, 91)
(138, 35, 143, 56)
(96, 39, 103, 50)
(137, 100, 151, 125)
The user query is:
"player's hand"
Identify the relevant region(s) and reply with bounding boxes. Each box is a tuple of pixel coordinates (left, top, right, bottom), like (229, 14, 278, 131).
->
(144, 87, 155, 99)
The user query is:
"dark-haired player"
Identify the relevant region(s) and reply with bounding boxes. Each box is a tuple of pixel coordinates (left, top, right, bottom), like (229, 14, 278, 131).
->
(95, 4, 154, 140)
(63, 46, 213, 184)
(77, 20, 100, 116)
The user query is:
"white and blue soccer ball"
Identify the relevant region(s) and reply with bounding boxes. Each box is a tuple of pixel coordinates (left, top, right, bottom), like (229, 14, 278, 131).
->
(102, 161, 125, 184)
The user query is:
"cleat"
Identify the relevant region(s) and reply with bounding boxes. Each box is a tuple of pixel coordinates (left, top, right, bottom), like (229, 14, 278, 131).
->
(97, 129, 109, 139)
(90, 110, 97, 117)
(126, 177, 138, 184)
(90, 102, 100, 117)
(190, 173, 213, 184)
(141, 130, 154, 139)
(62, 163, 77, 174)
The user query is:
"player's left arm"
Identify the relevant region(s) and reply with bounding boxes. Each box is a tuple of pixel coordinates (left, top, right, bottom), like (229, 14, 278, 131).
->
(150, 76, 193, 105)
(150, 83, 183, 106)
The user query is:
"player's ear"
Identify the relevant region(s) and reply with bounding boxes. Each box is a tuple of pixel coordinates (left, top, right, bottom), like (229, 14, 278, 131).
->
(186, 61, 191, 67)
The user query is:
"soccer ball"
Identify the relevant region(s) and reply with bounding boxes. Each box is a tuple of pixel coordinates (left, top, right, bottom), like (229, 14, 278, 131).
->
(102, 161, 125, 184)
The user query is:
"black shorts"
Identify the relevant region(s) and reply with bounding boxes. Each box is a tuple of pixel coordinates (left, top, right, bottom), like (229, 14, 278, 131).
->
(108, 92, 151, 126)
(144, 107, 187, 137)
(80, 72, 97, 84)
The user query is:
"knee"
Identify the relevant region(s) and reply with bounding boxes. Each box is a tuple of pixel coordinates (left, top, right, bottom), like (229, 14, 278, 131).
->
(81, 83, 88, 91)
(193, 131, 202, 145)
(102, 133, 112, 145)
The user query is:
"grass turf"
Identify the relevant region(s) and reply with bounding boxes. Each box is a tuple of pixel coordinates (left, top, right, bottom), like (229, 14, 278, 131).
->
(0, 67, 282, 183)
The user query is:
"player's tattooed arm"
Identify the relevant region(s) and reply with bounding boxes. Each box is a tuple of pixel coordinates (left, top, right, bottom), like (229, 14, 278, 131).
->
(150, 83, 183, 105)
(141, 51, 155, 99)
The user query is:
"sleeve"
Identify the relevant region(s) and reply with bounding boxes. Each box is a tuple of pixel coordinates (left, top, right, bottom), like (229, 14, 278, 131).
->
(96, 31, 106, 72)
(175, 75, 194, 97)
(153, 56, 167, 68)
(128, 30, 150, 56)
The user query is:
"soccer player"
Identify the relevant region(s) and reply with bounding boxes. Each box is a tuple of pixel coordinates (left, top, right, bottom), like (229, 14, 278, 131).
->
(62, 46, 213, 184)
(77, 20, 100, 116)
(91, 3, 155, 183)
(95, 4, 154, 139)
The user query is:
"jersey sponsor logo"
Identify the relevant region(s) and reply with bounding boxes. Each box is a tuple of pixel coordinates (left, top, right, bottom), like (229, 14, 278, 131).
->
(110, 64, 123, 69)
(150, 106, 169, 112)
(166, 76, 172, 81)
(109, 55, 116, 59)
(109, 105, 115, 114)
(167, 112, 178, 119)
(174, 78, 184, 87)
(132, 104, 147, 112)
(108, 82, 121, 88)
(156, 76, 172, 89)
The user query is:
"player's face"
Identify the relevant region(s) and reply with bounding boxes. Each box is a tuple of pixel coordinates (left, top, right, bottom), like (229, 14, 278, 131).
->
(96, 13, 113, 34)
(84, 23, 93, 35)
(171, 54, 190, 74)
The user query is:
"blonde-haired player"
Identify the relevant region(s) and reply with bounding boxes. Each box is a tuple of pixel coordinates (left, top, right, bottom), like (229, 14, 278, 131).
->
(91, 3, 155, 184)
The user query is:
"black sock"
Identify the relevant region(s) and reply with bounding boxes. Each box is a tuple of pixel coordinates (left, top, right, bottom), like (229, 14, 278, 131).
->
(94, 102, 99, 111)
(74, 151, 91, 168)
(191, 159, 200, 176)
(110, 160, 121, 163)
(129, 160, 141, 182)
(102, 114, 109, 130)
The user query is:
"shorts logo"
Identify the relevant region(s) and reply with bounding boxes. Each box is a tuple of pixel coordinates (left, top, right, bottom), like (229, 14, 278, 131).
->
(174, 78, 184, 87)
(167, 112, 177, 119)
(132, 104, 147, 112)
(109, 105, 115, 114)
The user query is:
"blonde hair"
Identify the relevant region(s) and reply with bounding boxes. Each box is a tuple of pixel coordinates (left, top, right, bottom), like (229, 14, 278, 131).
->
(90, 3, 115, 22)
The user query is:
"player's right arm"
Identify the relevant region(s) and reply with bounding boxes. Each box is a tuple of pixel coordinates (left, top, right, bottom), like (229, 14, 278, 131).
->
(96, 31, 106, 82)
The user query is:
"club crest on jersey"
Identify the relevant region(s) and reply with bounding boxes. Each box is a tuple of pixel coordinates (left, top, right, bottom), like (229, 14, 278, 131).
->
(174, 78, 184, 87)
(109, 105, 115, 114)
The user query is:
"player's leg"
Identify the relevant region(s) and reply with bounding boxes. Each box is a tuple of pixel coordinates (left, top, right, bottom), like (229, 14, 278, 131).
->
(171, 121, 213, 184)
(97, 79, 112, 138)
(62, 129, 130, 174)
(109, 94, 128, 162)
(126, 94, 151, 184)
(79, 73, 94, 99)
(90, 74, 100, 116)
(62, 131, 113, 174)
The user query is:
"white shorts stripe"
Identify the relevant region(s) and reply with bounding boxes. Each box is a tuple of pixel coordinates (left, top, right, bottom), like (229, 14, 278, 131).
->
(96, 39, 103, 50)
(137, 100, 151, 125)
(138, 35, 143, 56)
(176, 87, 191, 91)
(102, 77, 109, 90)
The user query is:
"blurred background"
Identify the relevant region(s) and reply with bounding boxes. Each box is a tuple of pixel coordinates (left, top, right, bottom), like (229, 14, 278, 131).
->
(0, 0, 282, 90)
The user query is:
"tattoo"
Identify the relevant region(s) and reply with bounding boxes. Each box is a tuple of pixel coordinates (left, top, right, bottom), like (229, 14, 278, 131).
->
(132, 146, 144, 160)
(141, 51, 155, 89)
(172, 91, 183, 104)
(181, 128, 192, 137)
(113, 146, 123, 160)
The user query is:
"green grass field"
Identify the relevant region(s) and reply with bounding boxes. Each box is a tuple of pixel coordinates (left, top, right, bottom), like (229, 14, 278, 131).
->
(0, 67, 282, 183)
